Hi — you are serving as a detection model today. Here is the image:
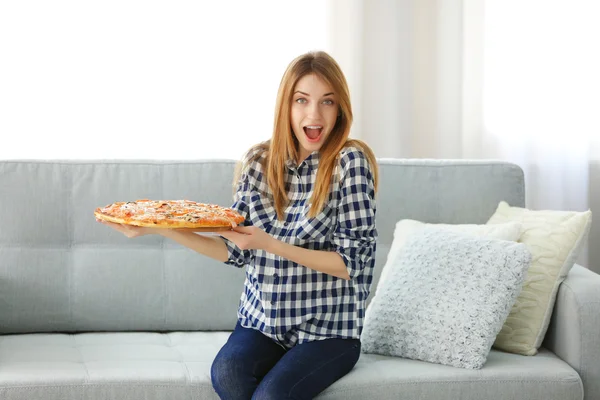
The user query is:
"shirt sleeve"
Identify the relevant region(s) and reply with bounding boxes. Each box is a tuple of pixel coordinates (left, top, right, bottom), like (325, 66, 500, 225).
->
(220, 160, 255, 268)
(332, 149, 378, 280)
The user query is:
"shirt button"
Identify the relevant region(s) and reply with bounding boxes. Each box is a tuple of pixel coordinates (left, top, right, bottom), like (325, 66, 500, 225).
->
(273, 273, 279, 279)
(284, 222, 289, 226)
(270, 300, 276, 305)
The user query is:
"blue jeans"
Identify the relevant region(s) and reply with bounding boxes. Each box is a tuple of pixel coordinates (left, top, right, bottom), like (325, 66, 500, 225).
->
(211, 322, 361, 400)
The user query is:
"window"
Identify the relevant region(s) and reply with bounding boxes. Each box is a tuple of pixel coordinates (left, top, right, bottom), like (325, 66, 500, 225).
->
(483, 1, 600, 145)
(0, 1, 329, 159)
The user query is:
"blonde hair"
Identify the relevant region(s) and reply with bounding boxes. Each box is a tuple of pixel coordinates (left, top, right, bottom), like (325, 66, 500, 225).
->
(234, 51, 379, 220)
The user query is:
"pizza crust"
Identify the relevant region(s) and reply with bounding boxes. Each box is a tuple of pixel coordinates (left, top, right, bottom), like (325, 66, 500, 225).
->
(94, 199, 244, 231)
(94, 211, 234, 230)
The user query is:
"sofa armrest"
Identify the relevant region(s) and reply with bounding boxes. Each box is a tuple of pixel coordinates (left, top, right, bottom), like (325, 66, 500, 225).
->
(543, 264, 600, 400)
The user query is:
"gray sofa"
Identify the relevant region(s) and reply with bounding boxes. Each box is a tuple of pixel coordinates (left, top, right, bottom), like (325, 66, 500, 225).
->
(0, 158, 598, 400)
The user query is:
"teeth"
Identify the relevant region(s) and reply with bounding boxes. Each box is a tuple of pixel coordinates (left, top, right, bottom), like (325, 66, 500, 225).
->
(305, 125, 322, 129)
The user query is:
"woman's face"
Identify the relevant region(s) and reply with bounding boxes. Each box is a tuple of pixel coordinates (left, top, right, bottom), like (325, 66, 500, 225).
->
(290, 73, 338, 162)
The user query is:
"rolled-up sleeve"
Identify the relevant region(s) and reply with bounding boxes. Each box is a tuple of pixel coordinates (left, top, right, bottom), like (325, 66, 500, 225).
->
(221, 168, 254, 268)
(332, 150, 378, 280)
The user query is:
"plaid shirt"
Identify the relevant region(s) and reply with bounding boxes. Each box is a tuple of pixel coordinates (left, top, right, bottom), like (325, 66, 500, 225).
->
(221, 146, 377, 349)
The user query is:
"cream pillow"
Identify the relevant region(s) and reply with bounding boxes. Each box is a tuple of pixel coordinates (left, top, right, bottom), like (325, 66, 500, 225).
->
(487, 201, 592, 356)
(376, 219, 523, 290)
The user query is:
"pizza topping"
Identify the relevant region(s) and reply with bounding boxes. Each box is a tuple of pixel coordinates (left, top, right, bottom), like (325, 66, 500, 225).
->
(95, 199, 244, 229)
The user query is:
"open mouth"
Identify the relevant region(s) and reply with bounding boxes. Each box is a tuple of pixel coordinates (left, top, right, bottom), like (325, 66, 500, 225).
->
(303, 125, 323, 143)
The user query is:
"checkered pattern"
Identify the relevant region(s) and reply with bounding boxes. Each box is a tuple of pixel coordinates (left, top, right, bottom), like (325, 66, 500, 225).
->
(221, 146, 377, 349)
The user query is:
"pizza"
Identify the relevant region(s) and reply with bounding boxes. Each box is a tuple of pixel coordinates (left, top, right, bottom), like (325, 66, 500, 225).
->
(94, 199, 245, 231)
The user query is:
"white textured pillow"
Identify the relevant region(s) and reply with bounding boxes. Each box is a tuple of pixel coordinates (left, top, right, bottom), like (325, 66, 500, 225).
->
(374, 220, 523, 299)
(487, 201, 592, 355)
(361, 228, 531, 369)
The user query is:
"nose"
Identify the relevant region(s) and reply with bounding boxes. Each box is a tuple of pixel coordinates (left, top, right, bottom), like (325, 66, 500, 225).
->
(307, 101, 322, 120)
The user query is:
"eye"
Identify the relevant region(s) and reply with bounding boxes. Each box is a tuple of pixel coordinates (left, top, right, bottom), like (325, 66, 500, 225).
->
(323, 99, 334, 105)
(295, 98, 307, 104)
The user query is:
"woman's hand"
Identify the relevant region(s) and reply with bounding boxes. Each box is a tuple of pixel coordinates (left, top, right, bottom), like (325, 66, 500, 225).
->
(220, 226, 276, 251)
(95, 218, 156, 238)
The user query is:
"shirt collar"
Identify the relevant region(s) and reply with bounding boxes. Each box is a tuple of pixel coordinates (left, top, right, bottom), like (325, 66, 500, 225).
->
(285, 150, 320, 172)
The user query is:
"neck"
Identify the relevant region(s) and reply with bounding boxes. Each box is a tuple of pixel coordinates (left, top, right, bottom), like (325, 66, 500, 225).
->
(297, 149, 311, 165)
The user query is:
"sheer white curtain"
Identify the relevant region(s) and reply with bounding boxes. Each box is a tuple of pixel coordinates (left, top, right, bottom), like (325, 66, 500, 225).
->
(479, 0, 599, 268)
(0, 1, 328, 160)
(481, 0, 598, 208)
(328, 0, 599, 270)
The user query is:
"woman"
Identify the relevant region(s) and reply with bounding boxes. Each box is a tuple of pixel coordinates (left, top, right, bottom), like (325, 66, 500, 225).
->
(97, 50, 378, 400)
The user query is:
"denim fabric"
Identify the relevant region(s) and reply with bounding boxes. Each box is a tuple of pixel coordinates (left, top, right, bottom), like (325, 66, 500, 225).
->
(211, 322, 361, 400)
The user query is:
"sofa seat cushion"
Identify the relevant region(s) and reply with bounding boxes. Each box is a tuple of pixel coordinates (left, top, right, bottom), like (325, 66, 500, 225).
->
(0, 332, 582, 400)
(327, 349, 583, 400)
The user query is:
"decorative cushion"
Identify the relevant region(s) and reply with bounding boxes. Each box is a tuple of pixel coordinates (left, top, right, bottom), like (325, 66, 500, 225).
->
(376, 219, 523, 291)
(361, 227, 531, 369)
(487, 201, 592, 355)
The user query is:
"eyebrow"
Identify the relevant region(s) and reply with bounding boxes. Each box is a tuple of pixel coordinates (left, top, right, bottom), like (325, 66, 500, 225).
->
(294, 91, 335, 97)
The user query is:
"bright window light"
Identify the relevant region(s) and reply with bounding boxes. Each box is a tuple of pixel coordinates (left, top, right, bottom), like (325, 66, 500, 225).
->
(0, 1, 329, 159)
(483, 0, 600, 146)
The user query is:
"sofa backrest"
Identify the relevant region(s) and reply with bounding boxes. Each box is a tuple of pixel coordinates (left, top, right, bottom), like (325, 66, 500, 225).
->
(0, 159, 524, 333)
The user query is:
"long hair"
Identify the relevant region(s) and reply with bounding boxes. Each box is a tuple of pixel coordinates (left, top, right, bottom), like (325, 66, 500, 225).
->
(234, 51, 379, 220)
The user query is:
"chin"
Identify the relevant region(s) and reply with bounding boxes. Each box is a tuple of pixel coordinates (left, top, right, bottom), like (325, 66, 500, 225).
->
(303, 140, 323, 151)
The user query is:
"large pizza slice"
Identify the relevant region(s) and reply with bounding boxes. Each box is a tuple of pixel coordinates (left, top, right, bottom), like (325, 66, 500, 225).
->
(94, 199, 244, 231)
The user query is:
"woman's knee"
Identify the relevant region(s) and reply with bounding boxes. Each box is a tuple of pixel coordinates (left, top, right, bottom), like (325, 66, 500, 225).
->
(211, 351, 253, 399)
(252, 380, 292, 400)
(210, 352, 228, 390)
(210, 352, 229, 394)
